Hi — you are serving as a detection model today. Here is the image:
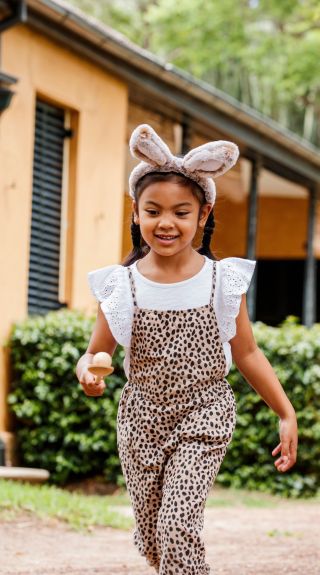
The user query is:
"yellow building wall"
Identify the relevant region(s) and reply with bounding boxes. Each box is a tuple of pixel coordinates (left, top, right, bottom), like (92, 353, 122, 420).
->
(0, 25, 128, 432)
(257, 197, 308, 259)
(214, 195, 308, 260)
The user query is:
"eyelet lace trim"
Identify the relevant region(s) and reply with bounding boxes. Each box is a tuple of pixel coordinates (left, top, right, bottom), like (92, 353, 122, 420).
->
(88, 258, 256, 349)
(216, 257, 256, 342)
(88, 265, 133, 347)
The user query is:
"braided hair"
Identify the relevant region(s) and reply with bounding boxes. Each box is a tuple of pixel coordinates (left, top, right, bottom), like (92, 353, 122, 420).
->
(122, 172, 216, 266)
(126, 213, 147, 264)
(198, 209, 215, 260)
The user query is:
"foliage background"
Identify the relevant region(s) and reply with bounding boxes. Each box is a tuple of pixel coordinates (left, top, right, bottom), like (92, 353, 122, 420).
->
(67, 0, 320, 146)
(7, 310, 320, 497)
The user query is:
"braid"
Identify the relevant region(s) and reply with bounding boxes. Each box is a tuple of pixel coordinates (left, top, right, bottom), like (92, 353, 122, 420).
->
(131, 214, 141, 249)
(197, 210, 216, 260)
(121, 213, 148, 266)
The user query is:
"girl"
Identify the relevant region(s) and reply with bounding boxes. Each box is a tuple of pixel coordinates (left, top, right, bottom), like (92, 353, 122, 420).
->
(76, 124, 298, 575)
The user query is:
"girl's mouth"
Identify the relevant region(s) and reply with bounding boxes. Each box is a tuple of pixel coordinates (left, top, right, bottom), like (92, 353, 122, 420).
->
(155, 234, 179, 244)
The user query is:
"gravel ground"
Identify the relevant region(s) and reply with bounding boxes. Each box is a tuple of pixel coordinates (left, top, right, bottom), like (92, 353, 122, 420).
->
(2, 499, 320, 574)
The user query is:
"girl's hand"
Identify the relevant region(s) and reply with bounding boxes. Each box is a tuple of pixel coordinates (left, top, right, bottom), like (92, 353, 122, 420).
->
(78, 366, 106, 397)
(272, 413, 298, 472)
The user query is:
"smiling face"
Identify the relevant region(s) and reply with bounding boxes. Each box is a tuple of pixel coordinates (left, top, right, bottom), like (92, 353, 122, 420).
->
(133, 177, 212, 258)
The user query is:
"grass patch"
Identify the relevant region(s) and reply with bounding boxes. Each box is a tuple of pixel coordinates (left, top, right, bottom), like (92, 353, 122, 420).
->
(1, 480, 319, 533)
(206, 485, 320, 508)
(0, 480, 133, 532)
(205, 486, 310, 508)
(101, 492, 131, 506)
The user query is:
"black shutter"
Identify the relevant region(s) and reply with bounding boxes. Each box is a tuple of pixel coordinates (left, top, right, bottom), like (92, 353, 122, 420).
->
(28, 99, 68, 315)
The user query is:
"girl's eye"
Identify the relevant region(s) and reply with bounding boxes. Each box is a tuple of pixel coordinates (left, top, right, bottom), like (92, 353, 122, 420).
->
(145, 210, 190, 216)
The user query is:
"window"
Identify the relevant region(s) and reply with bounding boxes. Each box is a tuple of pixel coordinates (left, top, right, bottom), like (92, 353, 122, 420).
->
(28, 99, 72, 314)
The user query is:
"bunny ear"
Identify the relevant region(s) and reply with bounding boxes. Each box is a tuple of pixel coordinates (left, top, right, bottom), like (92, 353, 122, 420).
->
(183, 141, 239, 178)
(129, 124, 173, 167)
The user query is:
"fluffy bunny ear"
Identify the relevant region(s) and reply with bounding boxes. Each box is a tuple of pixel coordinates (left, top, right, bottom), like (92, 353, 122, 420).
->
(129, 124, 173, 167)
(183, 141, 239, 178)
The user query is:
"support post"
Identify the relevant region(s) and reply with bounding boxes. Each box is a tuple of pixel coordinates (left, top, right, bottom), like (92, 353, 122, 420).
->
(302, 184, 317, 327)
(181, 116, 191, 155)
(246, 155, 261, 321)
(0, 436, 5, 465)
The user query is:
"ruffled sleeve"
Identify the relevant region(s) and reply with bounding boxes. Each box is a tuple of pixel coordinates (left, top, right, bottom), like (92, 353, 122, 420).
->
(87, 264, 133, 347)
(215, 257, 256, 342)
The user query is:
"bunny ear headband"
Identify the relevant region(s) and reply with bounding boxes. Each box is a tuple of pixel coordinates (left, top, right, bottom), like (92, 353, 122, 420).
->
(128, 124, 239, 206)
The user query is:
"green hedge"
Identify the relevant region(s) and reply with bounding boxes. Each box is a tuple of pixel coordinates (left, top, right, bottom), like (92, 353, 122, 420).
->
(7, 310, 124, 485)
(7, 311, 320, 497)
(218, 317, 320, 497)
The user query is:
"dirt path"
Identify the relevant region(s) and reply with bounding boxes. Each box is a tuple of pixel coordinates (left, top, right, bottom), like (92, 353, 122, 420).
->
(2, 500, 320, 574)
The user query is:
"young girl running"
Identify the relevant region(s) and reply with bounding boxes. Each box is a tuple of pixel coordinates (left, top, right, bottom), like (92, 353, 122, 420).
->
(76, 124, 298, 575)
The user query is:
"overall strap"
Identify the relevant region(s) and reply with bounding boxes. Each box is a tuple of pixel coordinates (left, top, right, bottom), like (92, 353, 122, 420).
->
(127, 266, 138, 306)
(209, 260, 217, 307)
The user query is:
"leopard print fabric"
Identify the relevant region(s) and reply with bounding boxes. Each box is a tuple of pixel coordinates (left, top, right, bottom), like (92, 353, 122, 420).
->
(117, 260, 237, 574)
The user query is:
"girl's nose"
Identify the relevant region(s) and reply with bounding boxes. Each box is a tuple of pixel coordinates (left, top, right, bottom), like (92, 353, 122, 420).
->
(158, 216, 174, 229)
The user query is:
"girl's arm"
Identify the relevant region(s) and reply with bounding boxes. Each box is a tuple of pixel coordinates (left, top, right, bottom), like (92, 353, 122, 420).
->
(75, 305, 118, 397)
(230, 294, 298, 473)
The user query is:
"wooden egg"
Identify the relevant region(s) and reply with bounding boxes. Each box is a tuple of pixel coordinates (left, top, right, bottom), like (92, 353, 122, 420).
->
(88, 352, 114, 377)
(92, 352, 112, 367)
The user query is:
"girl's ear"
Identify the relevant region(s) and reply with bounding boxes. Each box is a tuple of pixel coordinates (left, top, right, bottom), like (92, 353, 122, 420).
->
(183, 141, 239, 179)
(129, 124, 173, 167)
(198, 204, 213, 228)
(132, 200, 139, 224)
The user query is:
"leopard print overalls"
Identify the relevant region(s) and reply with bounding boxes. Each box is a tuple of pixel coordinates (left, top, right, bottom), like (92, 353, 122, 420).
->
(117, 260, 237, 575)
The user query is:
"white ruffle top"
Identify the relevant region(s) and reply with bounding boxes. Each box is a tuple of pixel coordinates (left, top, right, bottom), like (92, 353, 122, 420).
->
(88, 256, 256, 378)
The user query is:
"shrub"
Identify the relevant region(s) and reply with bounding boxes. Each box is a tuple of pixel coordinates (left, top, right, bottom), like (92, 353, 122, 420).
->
(7, 312, 320, 496)
(7, 310, 124, 485)
(218, 317, 320, 497)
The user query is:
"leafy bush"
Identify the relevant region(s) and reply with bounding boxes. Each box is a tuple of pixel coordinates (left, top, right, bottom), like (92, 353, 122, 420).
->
(218, 317, 320, 497)
(7, 310, 124, 485)
(7, 312, 320, 496)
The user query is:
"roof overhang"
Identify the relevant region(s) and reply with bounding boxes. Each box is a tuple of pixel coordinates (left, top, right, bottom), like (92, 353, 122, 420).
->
(25, 0, 320, 187)
(0, 0, 27, 32)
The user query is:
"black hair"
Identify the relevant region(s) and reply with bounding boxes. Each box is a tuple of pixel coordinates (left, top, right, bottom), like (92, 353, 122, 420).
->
(122, 171, 216, 266)
(197, 209, 215, 258)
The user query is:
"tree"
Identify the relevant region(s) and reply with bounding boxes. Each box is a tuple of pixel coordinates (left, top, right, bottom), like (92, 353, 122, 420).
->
(68, 0, 320, 146)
